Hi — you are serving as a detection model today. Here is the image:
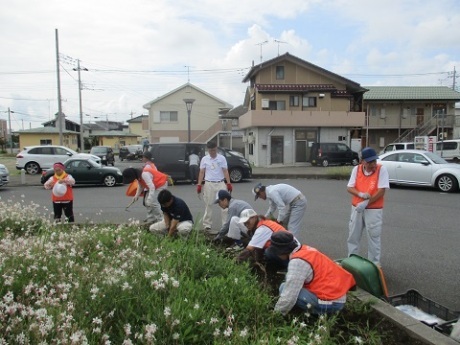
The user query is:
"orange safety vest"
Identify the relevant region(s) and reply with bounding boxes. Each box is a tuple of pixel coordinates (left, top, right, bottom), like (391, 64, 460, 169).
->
(141, 162, 168, 189)
(291, 245, 356, 301)
(256, 219, 288, 249)
(352, 164, 384, 209)
(51, 174, 74, 202)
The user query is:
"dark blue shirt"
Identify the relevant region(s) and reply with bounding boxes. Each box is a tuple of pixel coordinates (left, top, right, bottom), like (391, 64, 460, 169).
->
(161, 197, 193, 223)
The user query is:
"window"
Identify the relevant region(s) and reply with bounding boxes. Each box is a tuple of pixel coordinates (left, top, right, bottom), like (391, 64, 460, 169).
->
(55, 147, 71, 155)
(160, 111, 178, 122)
(30, 147, 53, 155)
(249, 143, 254, 155)
(290, 96, 299, 107)
(276, 66, 284, 80)
(302, 97, 317, 107)
(40, 139, 52, 145)
(269, 101, 286, 110)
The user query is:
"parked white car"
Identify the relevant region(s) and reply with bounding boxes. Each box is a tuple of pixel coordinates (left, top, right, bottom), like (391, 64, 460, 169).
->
(16, 145, 101, 174)
(378, 150, 460, 193)
(380, 142, 415, 154)
(0, 163, 9, 187)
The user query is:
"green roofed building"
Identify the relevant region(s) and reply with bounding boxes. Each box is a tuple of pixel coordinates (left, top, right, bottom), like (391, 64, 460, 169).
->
(362, 86, 460, 152)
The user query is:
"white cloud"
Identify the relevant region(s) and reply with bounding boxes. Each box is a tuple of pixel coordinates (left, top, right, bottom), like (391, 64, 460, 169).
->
(1, 0, 459, 130)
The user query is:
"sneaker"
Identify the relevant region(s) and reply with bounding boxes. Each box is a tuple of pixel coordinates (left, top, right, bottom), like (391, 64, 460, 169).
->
(225, 243, 244, 252)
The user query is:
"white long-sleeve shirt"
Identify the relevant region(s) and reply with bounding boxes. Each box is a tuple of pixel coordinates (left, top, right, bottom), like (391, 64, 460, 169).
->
(264, 184, 302, 222)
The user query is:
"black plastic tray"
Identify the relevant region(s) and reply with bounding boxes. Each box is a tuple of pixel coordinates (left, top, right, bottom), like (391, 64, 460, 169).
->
(388, 289, 460, 326)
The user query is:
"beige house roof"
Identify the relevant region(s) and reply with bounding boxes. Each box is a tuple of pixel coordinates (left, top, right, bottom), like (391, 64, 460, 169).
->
(15, 127, 79, 134)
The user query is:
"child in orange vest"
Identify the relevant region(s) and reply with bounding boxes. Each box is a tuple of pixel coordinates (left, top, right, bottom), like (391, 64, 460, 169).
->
(44, 162, 76, 223)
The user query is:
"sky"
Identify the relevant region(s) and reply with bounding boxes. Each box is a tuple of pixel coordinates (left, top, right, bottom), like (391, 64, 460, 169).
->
(1, 0, 459, 131)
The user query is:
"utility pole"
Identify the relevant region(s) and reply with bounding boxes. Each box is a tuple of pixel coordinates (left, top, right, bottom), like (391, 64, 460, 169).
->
(55, 29, 64, 145)
(74, 59, 88, 152)
(7, 107, 13, 154)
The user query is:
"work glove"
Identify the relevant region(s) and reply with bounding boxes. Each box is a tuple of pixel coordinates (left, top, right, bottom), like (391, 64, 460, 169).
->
(213, 234, 224, 244)
(132, 196, 139, 202)
(196, 185, 202, 194)
(355, 199, 369, 213)
(358, 192, 371, 200)
(227, 183, 233, 193)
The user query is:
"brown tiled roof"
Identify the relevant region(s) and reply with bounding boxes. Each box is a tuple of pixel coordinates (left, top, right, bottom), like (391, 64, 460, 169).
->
(255, 84, 336, 92)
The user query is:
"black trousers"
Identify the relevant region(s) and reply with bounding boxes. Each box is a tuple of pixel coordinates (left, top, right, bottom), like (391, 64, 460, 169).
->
(189, 165, 199, 183)
(53, 201, 75, 223)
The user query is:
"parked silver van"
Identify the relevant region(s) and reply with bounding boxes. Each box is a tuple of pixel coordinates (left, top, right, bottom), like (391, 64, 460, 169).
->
(435, 139, 460, 162)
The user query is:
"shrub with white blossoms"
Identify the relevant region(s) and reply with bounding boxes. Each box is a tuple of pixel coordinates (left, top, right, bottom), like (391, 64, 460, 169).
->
(0, 199, 389, 344)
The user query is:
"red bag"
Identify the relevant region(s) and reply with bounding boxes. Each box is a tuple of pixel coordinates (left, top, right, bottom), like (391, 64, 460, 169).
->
(125, 180, 144, 197)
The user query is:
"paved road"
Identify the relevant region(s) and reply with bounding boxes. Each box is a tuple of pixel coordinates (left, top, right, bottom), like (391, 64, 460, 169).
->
(1, 175, 459, 313)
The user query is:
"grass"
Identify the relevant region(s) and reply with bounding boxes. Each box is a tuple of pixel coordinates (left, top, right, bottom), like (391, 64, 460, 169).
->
(0, 197, 425, 345)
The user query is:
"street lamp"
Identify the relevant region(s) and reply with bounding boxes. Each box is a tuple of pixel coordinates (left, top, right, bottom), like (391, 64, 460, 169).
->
(183, 98, 195, 142)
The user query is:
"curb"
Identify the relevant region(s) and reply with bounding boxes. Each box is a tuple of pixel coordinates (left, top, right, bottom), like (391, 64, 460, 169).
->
(354, 289, 458, 345)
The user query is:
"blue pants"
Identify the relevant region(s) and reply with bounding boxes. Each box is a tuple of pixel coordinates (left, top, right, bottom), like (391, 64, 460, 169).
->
(279, 283, 345, 315)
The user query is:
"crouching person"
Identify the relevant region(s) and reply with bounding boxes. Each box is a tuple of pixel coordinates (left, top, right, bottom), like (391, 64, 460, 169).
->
(149, 190, 193, 237)
(235, 209, 297, 269)
(268, 232, 356, 315)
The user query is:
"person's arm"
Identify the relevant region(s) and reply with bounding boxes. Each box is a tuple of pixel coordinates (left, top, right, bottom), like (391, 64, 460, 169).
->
(142, 171, 156, 191)
(217, 206, 235, 236)
(269, 191, 288, 223)
(63, 174, 75, 186)
(168, 218, 179, 237)
(274, 259, 312, 315)
(163, 212, 171, 228)
(44, 177, 54, 190)
(223, 167, 231, 184)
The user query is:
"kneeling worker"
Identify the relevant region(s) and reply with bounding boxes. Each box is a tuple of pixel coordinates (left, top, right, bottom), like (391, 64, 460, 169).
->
(149, 190, 193, 237)
(267, 231, 356, 315)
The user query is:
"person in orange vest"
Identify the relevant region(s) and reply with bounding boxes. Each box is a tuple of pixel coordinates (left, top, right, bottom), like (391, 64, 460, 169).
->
(43, 162, 76, 223)
(347, 147, 390, 266)
(132, 151, 168, 224)
(267, 231, 356, 315)
(235, 209, 298, 267)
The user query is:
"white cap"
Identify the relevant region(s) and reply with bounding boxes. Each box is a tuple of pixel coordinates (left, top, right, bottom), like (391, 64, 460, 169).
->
(238, 209, 258, 224)
(52, 183, 67, 197)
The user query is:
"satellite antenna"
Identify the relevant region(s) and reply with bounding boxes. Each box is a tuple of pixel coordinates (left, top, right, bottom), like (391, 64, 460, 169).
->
(255, 40, 268, 63)
(274, 39, 288, 56)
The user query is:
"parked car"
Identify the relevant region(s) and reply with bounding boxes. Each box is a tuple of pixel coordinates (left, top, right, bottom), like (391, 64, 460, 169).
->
(41, 157, 123, 187)
(381, 142, 415, 154)
(119, 145, 143, 161)
(310, 142, 359, 167)
(16, 145, 101, 174)
(0, 163, 9, 188)
(89, 146, 115, 166)
(148, 143, 252, 183)
(378, 150, 460, 192)
(435, 139, 460, 162)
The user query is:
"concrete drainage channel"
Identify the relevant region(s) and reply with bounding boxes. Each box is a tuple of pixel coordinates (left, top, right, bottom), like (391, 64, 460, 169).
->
(354, 289, 459, 345)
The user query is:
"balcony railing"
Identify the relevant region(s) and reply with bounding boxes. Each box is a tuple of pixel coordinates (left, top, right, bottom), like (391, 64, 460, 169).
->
(238, 110, 365, 129)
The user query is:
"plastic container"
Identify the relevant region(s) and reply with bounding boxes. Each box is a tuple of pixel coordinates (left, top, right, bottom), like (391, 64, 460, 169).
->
(339, 254, 388, 300)
(388, 289, 460, 328)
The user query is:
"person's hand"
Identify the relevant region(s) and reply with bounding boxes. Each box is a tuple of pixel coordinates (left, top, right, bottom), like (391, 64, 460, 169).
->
(132, 196, 139, 202)
(226, 183, 233, 192)
(58, 180, 65, 184)
(196, 185, 202, 194)
(355, 199, 370, 213)
(213, 234, 224, 243)
(358, 192, 371, 200)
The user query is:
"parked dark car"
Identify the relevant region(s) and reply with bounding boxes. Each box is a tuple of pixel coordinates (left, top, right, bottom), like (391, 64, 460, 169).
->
(89, 146, 115, 166)
(41, 158, 123, 187)
(119, 145, 143, 161)
(148, 143, 252, 183)
(310, 142, 359, 167)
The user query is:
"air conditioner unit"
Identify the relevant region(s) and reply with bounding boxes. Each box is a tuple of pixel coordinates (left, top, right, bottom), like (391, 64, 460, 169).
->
(261, 99, 269, 108)
(319, 93, 325, 98)
(242, 135, 248, 143)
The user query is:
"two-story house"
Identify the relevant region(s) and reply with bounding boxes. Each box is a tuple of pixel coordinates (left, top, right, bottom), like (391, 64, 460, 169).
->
(143, 83, 233, 143)
(238, 53, 367, 167)
(362, 86, 460, 151)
